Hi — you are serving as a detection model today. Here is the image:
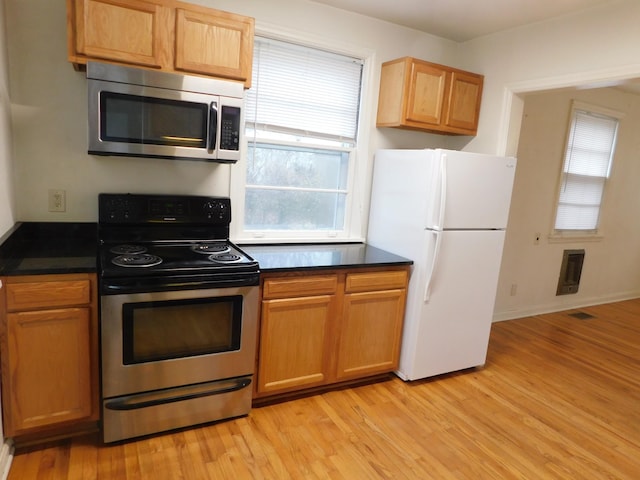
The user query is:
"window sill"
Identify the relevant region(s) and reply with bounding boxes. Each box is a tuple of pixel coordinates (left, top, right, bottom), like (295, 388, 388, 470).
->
(547, 233, 603, 243)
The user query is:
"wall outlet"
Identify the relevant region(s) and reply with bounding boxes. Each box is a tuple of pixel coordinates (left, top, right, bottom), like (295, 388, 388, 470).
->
(510, 283, 518, 296)
(48, 189, 66, 212)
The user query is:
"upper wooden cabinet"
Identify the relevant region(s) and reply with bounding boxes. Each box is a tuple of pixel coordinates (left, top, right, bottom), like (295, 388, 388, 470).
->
(67, 0, 254, 87)
(376, 57, 484, 135)
(174, 7, 253, 82)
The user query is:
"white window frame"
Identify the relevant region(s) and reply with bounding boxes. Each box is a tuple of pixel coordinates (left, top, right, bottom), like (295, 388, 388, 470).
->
(550, 100, 623, 242)
(230, 25, 376, 244)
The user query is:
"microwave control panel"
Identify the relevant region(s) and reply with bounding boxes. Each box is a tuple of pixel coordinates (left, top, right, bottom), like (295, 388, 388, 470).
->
(220, 106, 241, 151)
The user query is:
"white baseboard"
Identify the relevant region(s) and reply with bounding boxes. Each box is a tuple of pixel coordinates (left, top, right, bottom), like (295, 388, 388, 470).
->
(0, 440, 13, 480)
(493, 291, 640, 322)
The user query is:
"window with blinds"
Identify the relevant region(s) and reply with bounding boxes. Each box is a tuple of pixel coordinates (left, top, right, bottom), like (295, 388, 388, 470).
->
(554, 102, 621, 232)
(241, 37, 363, 236)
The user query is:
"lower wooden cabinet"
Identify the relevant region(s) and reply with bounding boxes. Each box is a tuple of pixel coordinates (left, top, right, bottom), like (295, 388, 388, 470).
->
(337, 288, 406, 380)
(255, 267, 408, 399)
(258, 294, 336, 393)
(0, 273, 99, 441)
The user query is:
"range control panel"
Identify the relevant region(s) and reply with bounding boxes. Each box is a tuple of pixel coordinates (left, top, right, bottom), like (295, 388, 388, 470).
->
(98, 193, 231, 224)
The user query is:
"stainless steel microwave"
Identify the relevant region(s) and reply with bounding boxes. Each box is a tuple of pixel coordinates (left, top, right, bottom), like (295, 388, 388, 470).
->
(87, 62, 244, 163)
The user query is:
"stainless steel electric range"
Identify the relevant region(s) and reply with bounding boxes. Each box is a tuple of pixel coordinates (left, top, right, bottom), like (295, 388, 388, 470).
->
(98, 193, 259, 443)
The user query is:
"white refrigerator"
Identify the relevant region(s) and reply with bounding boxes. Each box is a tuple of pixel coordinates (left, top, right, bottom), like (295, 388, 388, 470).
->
(367, 148, 517, 381)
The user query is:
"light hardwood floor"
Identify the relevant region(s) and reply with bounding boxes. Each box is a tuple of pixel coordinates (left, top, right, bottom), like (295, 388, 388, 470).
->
(8, 299, 640, 479)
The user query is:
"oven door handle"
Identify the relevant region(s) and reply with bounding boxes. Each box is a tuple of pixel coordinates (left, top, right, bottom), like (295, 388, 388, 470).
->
(104, 377, 252, 411)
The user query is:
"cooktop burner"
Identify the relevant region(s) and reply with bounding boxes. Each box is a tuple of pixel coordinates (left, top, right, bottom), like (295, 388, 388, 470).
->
(190, 242, 230, 254)
(110, 245, 148, 255)
(209, 253, 242, 263)
(112, 253, 163, 268)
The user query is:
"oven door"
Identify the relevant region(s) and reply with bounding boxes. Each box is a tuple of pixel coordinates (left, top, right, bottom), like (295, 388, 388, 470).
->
(101, 286, 258, 399)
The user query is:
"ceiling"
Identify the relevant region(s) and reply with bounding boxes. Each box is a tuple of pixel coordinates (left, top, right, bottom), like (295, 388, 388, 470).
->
(307, 0, 616, 42)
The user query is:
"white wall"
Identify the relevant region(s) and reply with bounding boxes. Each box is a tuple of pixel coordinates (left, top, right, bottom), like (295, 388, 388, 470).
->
(0, 0, 14, 238)
(4, 0, 459, 225)
(460, 0, 640, 156)
(494, 87, 640, 320)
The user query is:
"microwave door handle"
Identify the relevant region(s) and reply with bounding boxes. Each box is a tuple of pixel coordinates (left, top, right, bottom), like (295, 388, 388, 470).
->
(208, 102, 218, 153)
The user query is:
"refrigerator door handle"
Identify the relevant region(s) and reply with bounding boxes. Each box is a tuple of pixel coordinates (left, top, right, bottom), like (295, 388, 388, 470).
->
(424, 230, 442, 302)
(435, 154, 447, 229)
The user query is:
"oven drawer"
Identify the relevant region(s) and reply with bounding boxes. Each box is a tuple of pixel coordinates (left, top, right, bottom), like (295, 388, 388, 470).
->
(102, 375, 253, 443)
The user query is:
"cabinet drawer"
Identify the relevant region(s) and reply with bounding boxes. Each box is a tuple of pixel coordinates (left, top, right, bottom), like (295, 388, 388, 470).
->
(263, 275, 338, 299)
(345, 270, 408, 293)
(6, 280, 92, 311)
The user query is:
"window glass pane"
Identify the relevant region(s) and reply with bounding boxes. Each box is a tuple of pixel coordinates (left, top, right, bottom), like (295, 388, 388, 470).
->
(563, 110, 617, 177)
(246, 143, 349, 190)
(557, 174, 605, 206)
(555, 204, 600, 230)
(245, 189, 346, 230)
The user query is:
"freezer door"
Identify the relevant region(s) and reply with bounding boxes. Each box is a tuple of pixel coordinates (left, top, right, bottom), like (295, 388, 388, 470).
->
(426, 150, 517, 230)
(397, 229, 506, 380)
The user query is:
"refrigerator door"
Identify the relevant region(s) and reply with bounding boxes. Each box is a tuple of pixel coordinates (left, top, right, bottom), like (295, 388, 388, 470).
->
(426, 149, 517, 230)
(370, 149, 436, 229)
(397, 229, 506, 381)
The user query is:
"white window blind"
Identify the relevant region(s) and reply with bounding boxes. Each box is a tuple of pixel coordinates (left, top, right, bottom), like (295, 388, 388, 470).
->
(239, 37, 364, 237)
(554, 106, 619, 231)
(245, 37, 362, 143)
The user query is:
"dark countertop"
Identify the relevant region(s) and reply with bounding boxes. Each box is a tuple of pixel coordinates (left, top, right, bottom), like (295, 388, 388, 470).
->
(239, 243, 412, 272)
(0, 222, 98, 276)
(0, 223, 410, 277)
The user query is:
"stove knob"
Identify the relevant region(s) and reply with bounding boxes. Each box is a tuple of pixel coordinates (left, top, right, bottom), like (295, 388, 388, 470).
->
(203, 201, 217, 219)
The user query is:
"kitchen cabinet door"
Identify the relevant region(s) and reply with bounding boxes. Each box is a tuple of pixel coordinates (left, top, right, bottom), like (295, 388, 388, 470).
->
(376, 57, 483, 135)
(71, 0, 167, 68)
(405, 61, 448, 126)
(5, 308, 93, 434)
(336, 271, 407, 380)
(256, 274, 338, 396)
(257, 295, 336, 394)
(0, 274, 99, 443)
(174, 7, 254, 87)
(444, 70, 484, 131)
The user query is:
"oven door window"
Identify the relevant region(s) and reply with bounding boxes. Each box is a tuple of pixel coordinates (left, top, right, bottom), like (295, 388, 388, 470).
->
(100, 92, 208, 148)
(122, 296, 242, 364)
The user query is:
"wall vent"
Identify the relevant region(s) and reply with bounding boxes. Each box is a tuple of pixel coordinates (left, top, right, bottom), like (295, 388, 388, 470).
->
(556, 249, 585, 295)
